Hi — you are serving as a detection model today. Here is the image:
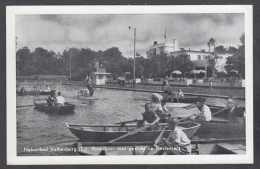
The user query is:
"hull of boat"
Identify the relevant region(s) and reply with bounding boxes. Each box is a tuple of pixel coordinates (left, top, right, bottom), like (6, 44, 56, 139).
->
(66, 122, 201, 142)
(76, 138, 246, 155)
(34, 102, 75, 113)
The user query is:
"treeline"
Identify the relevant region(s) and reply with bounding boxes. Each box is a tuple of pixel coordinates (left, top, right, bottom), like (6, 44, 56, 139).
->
(16, 47, 194, 80)
(16, 35, 245, 80)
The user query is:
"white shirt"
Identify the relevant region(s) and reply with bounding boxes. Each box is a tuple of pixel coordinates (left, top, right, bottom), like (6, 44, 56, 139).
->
(196, 105, 212, 121)
(56, 96, 65, 105)
(167, 128, 191, 153)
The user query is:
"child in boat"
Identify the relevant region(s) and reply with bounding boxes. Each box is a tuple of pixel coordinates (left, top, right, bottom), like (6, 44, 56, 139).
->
(137, 103, 160, 130)
(156, 116, 191, 155)
(55, 92, 65, 106)
(47, 90, 56, 106)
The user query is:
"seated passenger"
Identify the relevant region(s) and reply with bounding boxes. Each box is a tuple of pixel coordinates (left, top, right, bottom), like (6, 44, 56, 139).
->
(176, 89, 184, 101)
(20, 86, 26, 94)
(193, 97, 212, 122)
(137, 103, 160, 130)
(78, 89, 89, 97)
(47, 91, 56, 106)
(151, 94, 170, 119)
(155, 116, 191, 155)
(33, 86, 40, 92)
(55, 92, 65, 106)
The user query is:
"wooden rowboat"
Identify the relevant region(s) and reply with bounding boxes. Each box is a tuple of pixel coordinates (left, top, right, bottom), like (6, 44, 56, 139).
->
(178, 105, 245, 139)
(34, 102, 75, 114)
(66, 121, 201, 142)
(17, 90, 54, 96)
(76, 138, 246, 155)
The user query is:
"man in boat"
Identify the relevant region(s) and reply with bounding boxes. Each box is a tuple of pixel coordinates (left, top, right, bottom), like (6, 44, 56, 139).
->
(86, 74, 95, 98)
(137, 103, 160, 130)
(162, 75, 175, 101)
(33, 86, 40, 92)
(19, 86, 26, 95)
(55, 91, 65, 106)
(47, 90, 56, 106)
(78, 89, 90, 97)
(224, 96, 245, 122)
(155, 116, 191, 155)
(176, 89, 184, 102)
(192, 97, 212, 122)
(150, 93, 171, 119)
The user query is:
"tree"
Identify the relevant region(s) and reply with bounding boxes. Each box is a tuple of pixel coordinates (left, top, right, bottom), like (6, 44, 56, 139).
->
(215, 45, 226, 54)
(224, 33, 245, 78)
(207, 38, 216, 52)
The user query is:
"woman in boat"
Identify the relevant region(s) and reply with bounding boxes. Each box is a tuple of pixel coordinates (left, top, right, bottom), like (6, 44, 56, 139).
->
(55, 92, 65, 106)
(47, 90, 56, 106)
(155, 116, 191, 155)
(137, 103, 160, 130)
(150, 93, 170, 119)
(193, 97, 212, 122)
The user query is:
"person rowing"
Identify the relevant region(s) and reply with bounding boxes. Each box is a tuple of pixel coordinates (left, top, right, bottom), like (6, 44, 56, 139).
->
(161, 75, 175, 101)
(152, 116, 191, 155)
(55, 92, 65, 106)
(86, 74, 95, 98)
(150, 93, 171, 119)
(189, 97, 212, 122)
(137, 103, 160, 131)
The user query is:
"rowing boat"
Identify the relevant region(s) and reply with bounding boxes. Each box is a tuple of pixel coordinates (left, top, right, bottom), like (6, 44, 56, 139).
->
(164, 96, 199, 103)
(66, 121, 201, 142)
(177, 105, 245, 138)
(76, 96, 99, 100)
(76, 138, 245, 155)
(17, 90, 54, 96)
(34, 102, 75, 113)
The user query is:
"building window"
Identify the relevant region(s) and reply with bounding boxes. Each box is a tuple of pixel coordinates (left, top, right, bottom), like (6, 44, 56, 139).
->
(198, 55, 201, 60)
(99, 75, 103, 79)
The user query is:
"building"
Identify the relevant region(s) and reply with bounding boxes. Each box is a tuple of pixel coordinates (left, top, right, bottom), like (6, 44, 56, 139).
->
(147, 39, 178, 56)
(147, 39, 235, 77)
(91, 61, 111, 85)
(170, 49, 234, 77)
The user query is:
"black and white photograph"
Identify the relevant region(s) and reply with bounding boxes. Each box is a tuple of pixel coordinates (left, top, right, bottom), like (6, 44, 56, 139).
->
(6, 5, 253, 164)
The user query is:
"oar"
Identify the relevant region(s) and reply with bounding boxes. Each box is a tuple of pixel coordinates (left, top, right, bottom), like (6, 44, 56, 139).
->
(115, 119, 139, 125)
(109, 125, 150, 143)
(143, 126, 166, 155)
(212, 107, 228, 116)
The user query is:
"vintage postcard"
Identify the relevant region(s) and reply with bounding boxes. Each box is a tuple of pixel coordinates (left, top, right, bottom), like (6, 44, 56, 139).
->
(6, 5, 253, 164)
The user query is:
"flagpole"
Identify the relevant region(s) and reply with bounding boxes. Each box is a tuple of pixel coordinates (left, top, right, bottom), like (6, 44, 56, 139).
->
(134, 27, 136, 80)
(164, 28, 166, 43)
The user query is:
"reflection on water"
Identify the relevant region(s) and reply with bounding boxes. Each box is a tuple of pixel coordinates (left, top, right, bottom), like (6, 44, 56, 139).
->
(17, 85, 245, 156)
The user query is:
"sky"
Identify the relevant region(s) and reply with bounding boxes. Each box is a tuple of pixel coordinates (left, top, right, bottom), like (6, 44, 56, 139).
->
(16, 14, 244, 58)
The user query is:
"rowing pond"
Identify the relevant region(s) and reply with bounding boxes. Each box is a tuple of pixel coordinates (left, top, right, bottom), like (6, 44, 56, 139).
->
(17, 84, 245, 156)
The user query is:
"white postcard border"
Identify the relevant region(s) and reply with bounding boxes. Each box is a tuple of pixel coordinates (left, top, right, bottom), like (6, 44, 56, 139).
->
(6, 5, 253, 165)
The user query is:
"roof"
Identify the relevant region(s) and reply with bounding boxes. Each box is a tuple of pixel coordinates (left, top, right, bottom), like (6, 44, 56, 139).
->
(171, 50, 213, 55)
